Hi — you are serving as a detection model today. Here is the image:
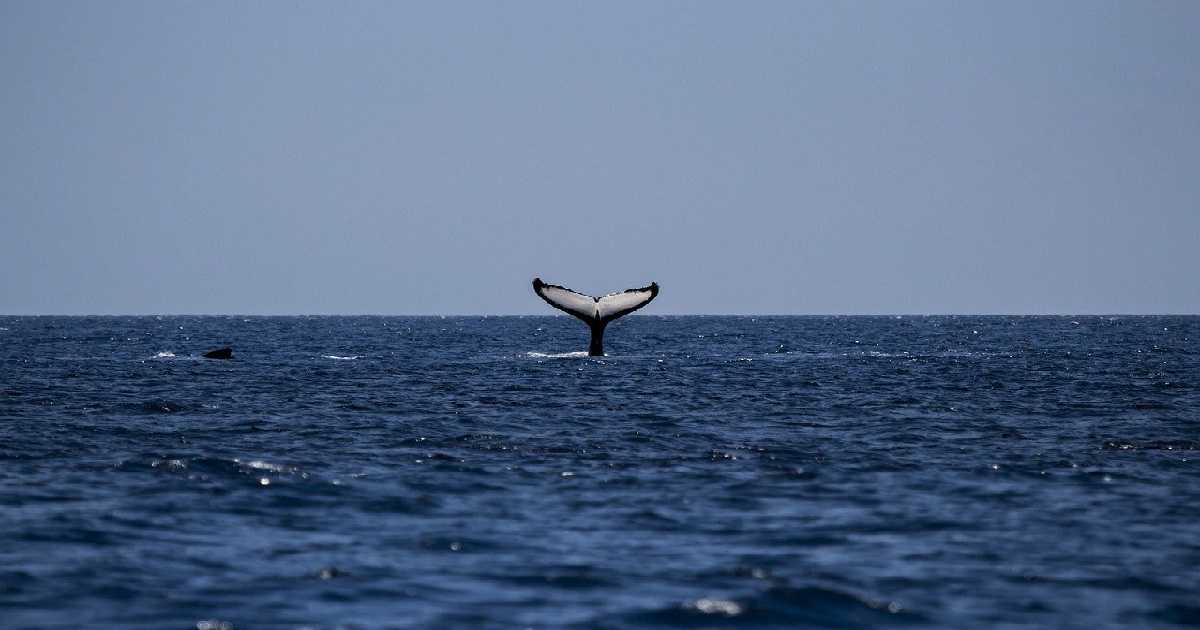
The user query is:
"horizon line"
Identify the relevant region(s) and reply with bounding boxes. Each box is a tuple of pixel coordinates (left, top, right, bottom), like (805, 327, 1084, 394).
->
(1, 312, 1196, 318)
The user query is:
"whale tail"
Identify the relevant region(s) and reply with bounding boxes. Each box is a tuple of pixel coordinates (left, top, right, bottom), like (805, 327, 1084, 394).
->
(532, 278, 659, 356)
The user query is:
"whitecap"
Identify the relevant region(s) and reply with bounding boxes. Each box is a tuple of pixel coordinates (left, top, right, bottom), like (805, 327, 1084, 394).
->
(235, 458, 291, 473)
(690, 598, 743, 616)
(526, 351, 590, 359)
(322, 355, 360, 360)
(152, 351, 176, 359)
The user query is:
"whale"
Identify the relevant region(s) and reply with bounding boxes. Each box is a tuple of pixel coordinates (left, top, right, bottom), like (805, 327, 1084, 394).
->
(532, 278, 659, 356)
(203, 347, 233, 360)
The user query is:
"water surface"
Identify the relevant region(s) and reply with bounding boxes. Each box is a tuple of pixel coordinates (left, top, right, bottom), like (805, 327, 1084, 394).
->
(1, 315, 1197, 628)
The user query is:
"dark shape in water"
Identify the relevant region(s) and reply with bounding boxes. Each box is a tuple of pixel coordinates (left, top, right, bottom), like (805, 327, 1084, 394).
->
(203, 347, 233, 360)
(532, 278, 659, 356)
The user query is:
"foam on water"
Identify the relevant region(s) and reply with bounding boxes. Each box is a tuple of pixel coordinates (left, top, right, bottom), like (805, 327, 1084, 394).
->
(526, 350, 591, 359)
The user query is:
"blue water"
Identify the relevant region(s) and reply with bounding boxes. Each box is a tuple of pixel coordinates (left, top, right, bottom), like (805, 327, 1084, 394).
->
(1, 315, 1198, 629)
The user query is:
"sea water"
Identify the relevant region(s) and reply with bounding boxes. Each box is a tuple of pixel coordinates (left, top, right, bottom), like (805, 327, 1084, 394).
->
(1, 315, 1197, 628)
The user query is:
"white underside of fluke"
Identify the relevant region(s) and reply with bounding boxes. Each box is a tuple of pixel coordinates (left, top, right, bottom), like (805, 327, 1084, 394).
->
(533, 280, 659, 323)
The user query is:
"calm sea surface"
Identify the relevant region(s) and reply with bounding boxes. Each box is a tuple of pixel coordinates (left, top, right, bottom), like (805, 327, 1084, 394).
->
(1, 315, 1197, 629)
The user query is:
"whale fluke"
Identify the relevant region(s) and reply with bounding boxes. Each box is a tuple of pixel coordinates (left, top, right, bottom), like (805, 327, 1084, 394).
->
(203, 347, 233, 360)
(532, 278, 659, 356)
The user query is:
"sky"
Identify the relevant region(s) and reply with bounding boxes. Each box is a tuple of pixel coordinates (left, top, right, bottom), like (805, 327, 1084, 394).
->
(1, 1, 1197, 315)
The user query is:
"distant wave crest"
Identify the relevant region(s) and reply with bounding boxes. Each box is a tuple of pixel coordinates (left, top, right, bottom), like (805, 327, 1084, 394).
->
(526, 351, 590, 359)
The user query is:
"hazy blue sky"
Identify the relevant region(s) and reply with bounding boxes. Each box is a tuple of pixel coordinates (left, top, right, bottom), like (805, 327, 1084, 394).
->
(2, 1, 1197, 314)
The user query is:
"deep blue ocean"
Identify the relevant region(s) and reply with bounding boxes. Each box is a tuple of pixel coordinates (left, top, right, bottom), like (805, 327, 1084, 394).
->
(1, 315, 1198, 629)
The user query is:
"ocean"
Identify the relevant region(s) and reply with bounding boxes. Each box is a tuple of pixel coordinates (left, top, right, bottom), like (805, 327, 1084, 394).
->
(1, 315, 1197, 628)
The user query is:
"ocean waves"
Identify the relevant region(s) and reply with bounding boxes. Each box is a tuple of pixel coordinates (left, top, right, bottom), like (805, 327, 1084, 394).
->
(0, 315, 1197, 627)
